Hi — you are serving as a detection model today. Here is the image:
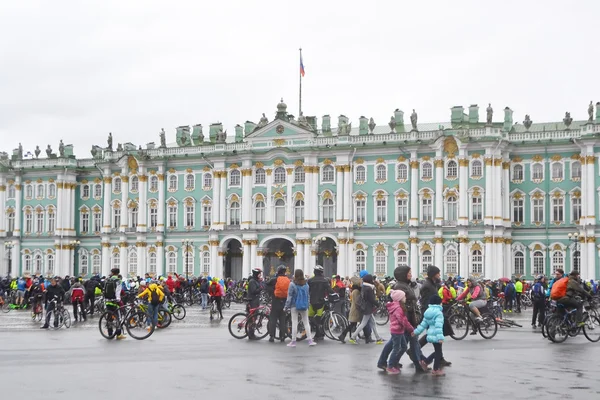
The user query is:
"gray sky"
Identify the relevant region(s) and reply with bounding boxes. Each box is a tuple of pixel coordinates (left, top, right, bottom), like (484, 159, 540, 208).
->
(1, 0, 597, 157)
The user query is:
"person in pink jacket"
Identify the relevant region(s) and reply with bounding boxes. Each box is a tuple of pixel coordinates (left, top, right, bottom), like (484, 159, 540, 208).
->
(377, 290, 414, 374)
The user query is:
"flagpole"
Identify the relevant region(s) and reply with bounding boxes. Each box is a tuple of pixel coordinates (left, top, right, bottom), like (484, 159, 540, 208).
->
(299, 47, 302, 117)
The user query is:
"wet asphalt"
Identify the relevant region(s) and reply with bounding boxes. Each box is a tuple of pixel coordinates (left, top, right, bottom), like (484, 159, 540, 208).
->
(0, 306, 599, 400)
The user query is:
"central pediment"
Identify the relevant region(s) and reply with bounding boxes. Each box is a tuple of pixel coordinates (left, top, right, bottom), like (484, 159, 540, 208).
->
(245, 119, 315, 143)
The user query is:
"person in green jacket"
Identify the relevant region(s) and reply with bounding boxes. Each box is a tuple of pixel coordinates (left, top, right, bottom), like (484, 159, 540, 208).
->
(515, 278, 523, 313)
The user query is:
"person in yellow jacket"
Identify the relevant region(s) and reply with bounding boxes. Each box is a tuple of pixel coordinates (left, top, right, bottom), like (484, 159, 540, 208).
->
(515, 278, 523, 313)
(438, 282, 457, 304)
(138, 283, 165, 330)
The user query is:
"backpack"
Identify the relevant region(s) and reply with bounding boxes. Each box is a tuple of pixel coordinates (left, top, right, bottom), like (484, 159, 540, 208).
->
(104, 279, 117, 300)
(355, 289, 367, 313)
(150, 288, 161, 306)
(532, 283, 544, 300)
(274, 276, 291, 299)
(71, 287, 85, 302)
(294, 284, 309, 311)
(550, 277, 569, 300)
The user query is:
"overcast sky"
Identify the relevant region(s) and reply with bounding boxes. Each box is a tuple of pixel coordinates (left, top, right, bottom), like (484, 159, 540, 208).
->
(1, 1, 597, 157)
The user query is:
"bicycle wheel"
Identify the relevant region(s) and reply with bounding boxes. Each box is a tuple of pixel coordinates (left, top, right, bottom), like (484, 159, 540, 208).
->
(285, 313, 307, 341)
(245, 312, 269, 340)
(325, 312, 348, 341)
(546, 315, 568, 343)
(583, 316, 600, 342)
(125, 311, 154, 340)
(157, 309, 172, 329)
(61, 310, 72, 329)
(478, 315, 498, 339)
(374, 307, 389, 326)
(228, 312, 249, 339)
(98, 311, 119, 339)
(171, 304, 186, 320)
(1, 300, 10, 313)
(448, 314, 469, 340)
(223, 296, 231, 309)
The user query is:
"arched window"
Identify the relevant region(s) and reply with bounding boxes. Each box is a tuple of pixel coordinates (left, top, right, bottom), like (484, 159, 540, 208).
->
(355, 165, 366, 182)
(294, 200, 304, 223)
(471, 250, 483, 274)
(7, 212, 15, 232)
(94, 184, 102, 198)
(322, 165, 334, 182)
(148, 252, 157, 274)
(294, 166, 305, 183)
(37, 184, 45, 198)
(376, 197, 386, 223)
(446, 196, 457, 224)
(229, 201, 240, 225)
(421, 250, 432, 272)
(571, 161, 581, 179)
(396, 250, 407, 268)
(128, 250, 138, 275)
(532, 164, 543, 180)
(185, 202, 194, 228)
(274, 167, 286, 184)
(23, 254, 32, 272)
(130, 176, 139, 192)
(322, 198, 334, 223)
(573, 250, 580, 272)
(25, 184, 33, 199)
(34, 253, 43, 273)
(447, 160, 458, 179)
(202, 202, 211, 226)
(168, 203, 177, 228)
(422, 162, 432, 179)
(513, 164, 523, 181)
(356, 250, 366, 274)
(80, 253, 89, 276)
(112, 252, 120, 269)
(112, 203, 121, 229)
(92, 254, 101, 275)
(167, 252, 177, 274)
(8, 185, 15, 199)
(202, 251, 210, 274)
(255, 168, 266, 184)
(229, 170, 241, 186)
(446, 249, 457, 275)
(113, 178, 122, 193)
(396, 198, 408, 223)
(47, 254, 55, 275)
(533, 251, 545, 275)
(203, 173, 212, 188)
(24, 207, 33, 234)
(551, 163, 563, 180)
(186, 174, 195, 190)
(150, 176, 159, 192)
(274, 199, 285, 224)
(130, 205, 138, 228)
(35, 208, 44, 234)
(552, 251, 564, 271)
(47, 206, 55, 233)
(472, 194, 483, 221)
(48, 183, 56, 198)
(168, 175, 178, 191)
(375, 251, 386, 275)
(255, 201, 265, 224)
(355, 196, 366, 224)
(471, 160, 482, 177)
(376, 164, 386, 181)
(397, 164, 408, 180)
(80, 208, 90, 234)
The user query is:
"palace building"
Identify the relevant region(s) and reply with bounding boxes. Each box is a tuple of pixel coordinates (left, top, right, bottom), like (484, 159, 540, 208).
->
(1, 100, 600, 280)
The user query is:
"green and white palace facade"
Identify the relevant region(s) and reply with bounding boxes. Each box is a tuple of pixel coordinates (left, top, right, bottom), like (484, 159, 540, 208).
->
(2, 100, 600, 280)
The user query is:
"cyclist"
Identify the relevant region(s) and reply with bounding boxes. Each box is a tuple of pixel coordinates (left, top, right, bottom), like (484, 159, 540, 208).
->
(557, 270, 592, 327)
(104, 268, 126, 339)
(41, 277, 65, 329)
(30, 279, 45, 317)
(247, 268, 263, 310)
(70, 279, 86, 322)
(138, 281, 165, 330)
(16, 277, 26, 307)
(456, 277, 487, 322)
(84, 276, 102, 317)
(267, 265, 290, 343)
(208, 277, 224, 320)
(531, 275, 546, 328)
(307, 265, 334, 341)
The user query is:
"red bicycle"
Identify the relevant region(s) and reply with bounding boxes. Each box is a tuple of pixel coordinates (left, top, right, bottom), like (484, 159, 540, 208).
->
(228, 304, 271, 340)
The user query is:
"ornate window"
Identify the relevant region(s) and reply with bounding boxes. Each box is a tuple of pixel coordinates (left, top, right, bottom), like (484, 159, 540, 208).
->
(294, 200, 304, 224)
(185, 201, 195, 228)
(445, 196, 457, 225)
(94, 184, 102, 198)
(255, 168, 266, 185)
(274, 167, 286, 184)
(112, 203, 121, 230)
(92, 254, 101, 275)
(356, 250, 366, 274)
(148, 252, 157, 274)
(202, 202, 212, 226)
(25, 184, 33, 199)
(294, 166, 305, 184)
(572, 250, 580, 272)
(396, 249, 408, 268)
(113, 178, 122, 194)
(80, 208, 90, 234)
(445, 249, 457, 275)
(421, 197, 433, 223)
(48, 183, 56, 198)
(512, 164, 524, 181)
(186, 174, 195, 190)
(512, 195, 524, 223)
(513, 251, 525, 275)
(552, 250, 564, 272)
(128, 249, 138, 275)
(471, 250, 483, 274)
(375, 250, 386, 275)
(167, 252, 177, 274)
(472, 195, 483, 221)
(130, 176, 139, 193)
(355, 165, 366, 183)
(7, 185, 15, 199)
(23, 254, 32, 272)
(254, 201, 265, 224)
(149, 204, 158, 229)
(552, 196, 564, 223)
(203, 173, 212, 189)
(396, 198, 408, 224)
(47, 254, 55, 275)
(229, 201, 240, 225)
(150, 175, 159, 192)
(34, 253, 43, 273)
(572, 196, 581, 222)
(376, 164, 387, 182)
(321, 165, 334, 183)
(471, 160, 482, 178)
(35, 208, 44, 234)
(229, 170, 241, 187)
(37, 184, 45, 199)
(421, 162, 433, 180)
(355, 197, 366, 224)
(24, 207, 33, 234)
(533, 251, 545, 275)
(322, 198, 334, 223)
(168, 203, 177, 228)
(93, 208, 101, 233)
(551, 163, 563, 180)
(202, 251, 210, 274)
(82, 184, 90, 199)
(80, 253, 89, 276)
(446, 160, 458, 179)
(532, 163, 544, 181)
(112, 251, 120, 270)
(274, 199, 285, 224)
(532, 195, 544, 224)
(571, 161, 581, 180)
(397, 164, 408, 181)
(376, 198, 387, 224)
(421, 250, 432, 272)
(130, 205, 138, 229)
(7, 212, 15, 232)
(168, 175, 178, 191)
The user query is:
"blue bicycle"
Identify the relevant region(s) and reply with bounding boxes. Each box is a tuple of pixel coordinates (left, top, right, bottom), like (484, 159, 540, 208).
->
(545, 301, 600, 343)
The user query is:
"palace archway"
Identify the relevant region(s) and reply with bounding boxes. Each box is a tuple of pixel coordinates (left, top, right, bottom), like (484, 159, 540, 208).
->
(223, 238, 243, 279)
(262, 238, 295, 278)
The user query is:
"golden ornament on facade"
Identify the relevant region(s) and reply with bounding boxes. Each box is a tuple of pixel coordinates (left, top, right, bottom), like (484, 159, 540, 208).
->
(274, 159, 284, 166)
(553, 244, 563, 251)
(168, 168, 176, 174)
(443, 136, 458, 156)
(273, 139, 286, 146)
(471, 153, 481, 159)
(121, 176, 129, 183)
(355, 158, 364, 164)
(375, 190, 385, 200)
(513, 192, 523, 199)
(355, 243, 364, 250)
(286, 168, 294, 175)
(355, 193, 365, 200)
(434, 159, 444, 168)
(209, 240, 220, 246)
(295, 192, 304, 201)
(376, 157, 385, 164)
(472, 188, 481, 197)
(421, 243, 432, 252)
(293, 159, 304, 167)
(128, 156, 138, 173)
(585, 155, 596, 164)
(532, 155, 543, 162)
(482, 237, 493, 244)
(229, 163, 239, 169)
(502, 161, 510, 170)
(322, 159, 333, 165)
(323, 191, 332, 200)
(484, 158, 493, 166)
(433, 237, 444, 244)
(422, 189, 431, 199)
(265, 168, 272, 176)
(552, 191, 563, 199)
(255, 193, 265, 202)
(410, 160, 419, 169)
(25, 180, 31, 184)
(396, 191, 407, 199)
(572, 191, 581, 198)
(397, 156, 406, 162)
(119, 242, 128, 248)
(550, 154, 562, 162)
(587, 237, 596, 243)
(374, 243, 385, 252)
(532, 191, 544, 199)
(408, 237, 419, 244)
(255, 161, 264, 169)
(493, 159, 502, 166)
(422, 155, 431, 161)
(471, 243, 482, 251)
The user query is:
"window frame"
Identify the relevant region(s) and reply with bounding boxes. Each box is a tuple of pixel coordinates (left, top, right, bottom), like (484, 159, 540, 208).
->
(321, 165, 335, 183)
(446, 160, 458, 179)
(254, 200, 265, 224)
(274, 198, 285, 224)
(254, 168, 266, 185)
(229, 170, 241, 187)
(421, 162, 433, 180)
(513, 251, 525, 275)
(471, 160, 483, 178)
(355, 165, 366, 183)
(273, 167, 287, 184)
(396, 163, 408, 181)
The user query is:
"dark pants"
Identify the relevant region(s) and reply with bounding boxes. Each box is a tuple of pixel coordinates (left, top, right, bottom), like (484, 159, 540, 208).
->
(378, 333, 407, 368)
(73, 299, 86, 321)
(505, 296, 514, 311)
(339, 321, 356, 341)
(405, 332, 425, 369)
(269, 297, 286, 340)
(418, 308, 452, 355)
(106, 303, 122, 337)
(516, 293, 522, 312)
(43, 302, 58, 327)
(85, 292, 95, 315)
(557, 297, 583, 322)
(424, 343, 443, 371)
(532, 299, 545, 326)
(214, 297, 223, 317)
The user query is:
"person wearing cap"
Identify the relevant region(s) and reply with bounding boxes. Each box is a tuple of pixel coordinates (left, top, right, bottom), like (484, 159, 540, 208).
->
(267, 265, 290, 342)
(377, 289, 413, 374)
(557, 270, 592, 326)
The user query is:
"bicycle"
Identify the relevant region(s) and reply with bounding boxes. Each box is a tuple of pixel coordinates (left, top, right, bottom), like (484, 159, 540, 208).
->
(545, 301, 600, 343)
(374, 303, 389, 326)
(488, 298, 522, 328)
(287, 297, 349, 342)
(209, 296, 223, 321)
(166, 301, 186, 320)
(135, 300, 172, 329)
(0, 294, 11, 313)
(98, 301, 154, 340)
(45, 298, 71, 329)
(31, 297, 44, 322)
(448, 301, 498, 340)
(228, 304, 271, 339)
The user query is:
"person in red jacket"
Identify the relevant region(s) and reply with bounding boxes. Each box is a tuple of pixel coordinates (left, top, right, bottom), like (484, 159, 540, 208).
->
(165, 275, 176, 293)
(208, 278, 224, 320)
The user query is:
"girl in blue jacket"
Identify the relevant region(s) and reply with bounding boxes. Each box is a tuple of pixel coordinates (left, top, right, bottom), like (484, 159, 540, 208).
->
(412, 295, 445, 376)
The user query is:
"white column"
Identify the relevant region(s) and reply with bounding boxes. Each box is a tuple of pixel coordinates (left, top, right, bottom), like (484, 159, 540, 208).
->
(210, 241, 218, 276)
(504, 241, 512, 279)
(157, 172, 166, 232)
(156, 238, 165, 277)
(495, 240, 504, 279)
(484, 237, 493, 278)
(13, 240, 21, 276)
(216, 249, 224, 278)
(502, 161, 510, 227)
(296, 240, 304, 273)
(493, 159, 503, 224)
(212, 171, 221, 226)
(458, 158, 468, 225)
(308, 242, 316, 272)
(242, 240, 251, 277)
(410, 240, 418, 273)
(458, 241, 466, 278)
(343, 165, 352, 222)
(138, 170, 147, 233)
(409, 160, 419, 226)
(587, 237, 595, 280)
(119, 241, 127, 272)
(249, 240, 257, 272)
(347, 239, 355, 277)
(101, 241, 110, 276)
(335, 166, 344, 225)
(0, 178, 6, 234)
(434, 238, 443, 267)
(241, 169, 252, 229)
(120, 174, 129, 232)
(14, 178, 22, 236)
(0, 244, 5, 276)
(303, 240, 311, 274)
(102, 175, 112, 233)
(69, 181, 76, 236)
(337, 240, 346, 278)
(580, 155, 588, 226)
(219, 172, 226, 226)
(435, 159, 443, 226)
(286, 168, 293, 224)
(137, 241, 146, 276)
(309, 166, 319, 227)
(586, 155, 595, 223)
(266, 169, 273, 224)
(484, 156, 493, 226)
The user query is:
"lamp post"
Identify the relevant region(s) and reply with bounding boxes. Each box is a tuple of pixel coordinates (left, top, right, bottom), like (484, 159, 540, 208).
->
(70, 240, 81, 277)
(182, 239, 193, 278)
(4, 241, 14, 277)
(567, 232, 579, 272)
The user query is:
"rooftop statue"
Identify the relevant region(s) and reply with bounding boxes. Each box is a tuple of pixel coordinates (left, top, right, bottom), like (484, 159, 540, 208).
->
(589, 101, 594, 122)
(258, 113, 269, 128)
(410, 109, 418, 131)
(46, 145, 52, 158)
(117, 143, 123, 151)
(389, 116, 396, 133)
(59, 140, 65, 157)
(368, 118, 376, 134)
(563, 112, 573, 128)
(160, 128, 166, 148)
(18, 143, 23, 159)
(486, 103, 493, 124)
(523, 115, 532, 130)
(34, 146, 41, 159)
(107, 132, 113, 151)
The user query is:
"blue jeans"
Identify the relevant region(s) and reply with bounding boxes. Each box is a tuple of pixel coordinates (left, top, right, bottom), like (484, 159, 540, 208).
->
(201, 293, 208, 309)
(377, 333, 407, 368)
(147, 304, 159, 327)
(378, 332, 423, 368)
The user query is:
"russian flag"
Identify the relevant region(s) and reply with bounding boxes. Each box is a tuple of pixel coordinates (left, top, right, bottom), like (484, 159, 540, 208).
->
(300, 54, 305, 77)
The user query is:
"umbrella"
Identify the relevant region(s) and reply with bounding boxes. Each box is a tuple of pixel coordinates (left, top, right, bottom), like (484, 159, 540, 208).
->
(498, 277, 511, 283)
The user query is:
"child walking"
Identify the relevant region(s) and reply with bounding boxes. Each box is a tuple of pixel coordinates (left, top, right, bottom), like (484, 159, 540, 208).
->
(285, 269, 316, 347)
(412, 295, 446, 376)
(377, 290, 413, 374)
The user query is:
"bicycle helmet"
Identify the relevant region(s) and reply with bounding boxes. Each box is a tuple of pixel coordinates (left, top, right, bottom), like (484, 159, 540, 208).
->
(314, 265, 324, 274)
(277, 265, 287, 275)
(536, 274, 544, 281)
(252, 268, 262, 276)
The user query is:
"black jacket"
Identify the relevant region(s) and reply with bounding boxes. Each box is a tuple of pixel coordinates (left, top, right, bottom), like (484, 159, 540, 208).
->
(420, 266, 441, 312)
(247, 277, 262, 299)
(361, 283, 377, 315)
(45, 284, 65, 305)
(393, 266, 418, 327)
(85, 279, 101, 293)
(307, 274, 334, 307)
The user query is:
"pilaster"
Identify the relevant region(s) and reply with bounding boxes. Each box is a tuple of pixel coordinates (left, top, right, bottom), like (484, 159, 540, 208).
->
(409, 157, 419, 227)
(434, 157, 443, 226)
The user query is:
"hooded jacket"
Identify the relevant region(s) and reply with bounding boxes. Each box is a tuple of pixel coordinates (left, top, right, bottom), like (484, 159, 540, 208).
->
(387, 302, 414, 335)
(393, 266, 418, 327)
(348, 277, 363, 323)
(360, 282, 377, 315)
(413, 304, 445, 343)
(420, 266, 441, 312)
(307, 274, 334, 307)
